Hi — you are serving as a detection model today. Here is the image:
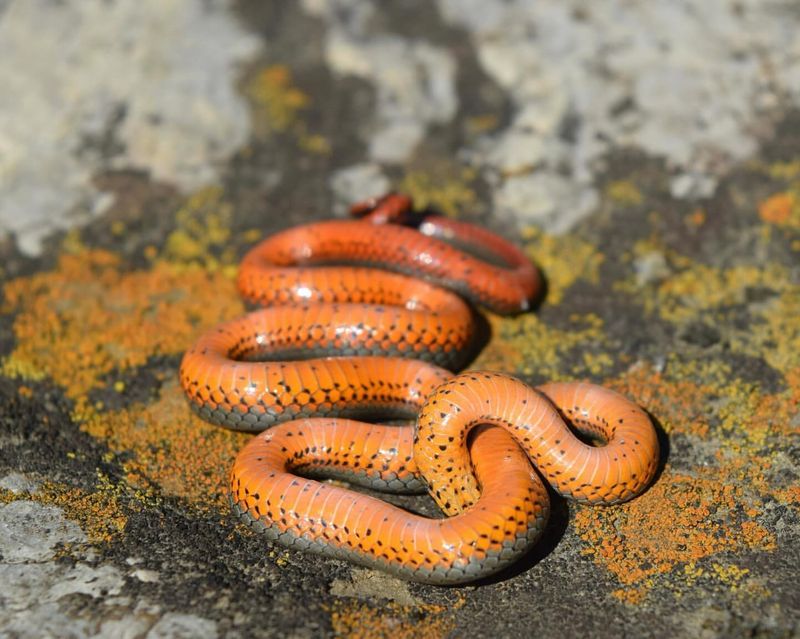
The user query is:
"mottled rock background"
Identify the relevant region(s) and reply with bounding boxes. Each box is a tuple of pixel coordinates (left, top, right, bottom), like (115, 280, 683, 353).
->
(0, 1, 798, 637)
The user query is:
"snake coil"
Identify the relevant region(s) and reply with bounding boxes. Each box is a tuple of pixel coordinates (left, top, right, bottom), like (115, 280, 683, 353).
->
(180, 194, 659, 584)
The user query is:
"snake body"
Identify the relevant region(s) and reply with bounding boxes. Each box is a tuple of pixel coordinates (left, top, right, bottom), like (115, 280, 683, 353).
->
(180, 194, 659, 584)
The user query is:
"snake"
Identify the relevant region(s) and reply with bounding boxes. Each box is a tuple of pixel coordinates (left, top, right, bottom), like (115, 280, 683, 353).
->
(180, 193, 659, 584)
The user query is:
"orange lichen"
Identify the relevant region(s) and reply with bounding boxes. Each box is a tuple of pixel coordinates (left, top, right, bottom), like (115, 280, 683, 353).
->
(83, 380, 249, 509)
(775, 484, 800, 505)
(2, 249, 244, 409)
(0, 244, 246, 509)
(611, 585, 650, 605)
(573, 467, 776, 587)
(329, 601, 455, 639)
(686, 208, 706, 228)
(758, 192, 797, 226)
(579, 356, 796, 602)
(0, 477, 130, 545)
(608, 363, 711, 437)
(37, 478, 131, 545)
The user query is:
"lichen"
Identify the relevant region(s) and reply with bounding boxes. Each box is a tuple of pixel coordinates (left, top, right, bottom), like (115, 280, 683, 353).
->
(245, 65, 310, 134)
(652, 262, 790, 324)
(758, 192, 799, 227)
(243, 64, 331, 153)
(328, 600, 455, 639)
(164, 186, 237, 273)
(398, 168, 478, 218)
(521, 226, 605, 305)
(573, 466, 777, 596)
(730, 285, 800, 375)
(1, 224, 245, 511)
(585, 353, 798, 603)
(606, 180, 643, 206)
(1, 474, 131, 546)
(473, 312, 609, 379)
(83, 380, 249, 509)
(2, 249, 243, 411)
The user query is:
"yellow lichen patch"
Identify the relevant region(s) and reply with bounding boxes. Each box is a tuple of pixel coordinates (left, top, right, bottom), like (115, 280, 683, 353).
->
(2, 249, 244, 407)
(83, 380, 249, 509)
(299, 133, 332, 155)
(521, 226, 604, 304)
(62, 227, 87, 255)
(650, 262, 790, 324)
(758, 192, 798, 226)
(243, 64, 330, 154)
(730, 285, 800, 375)
(606, 180, 643, 206)
(711, 563, 752, 589)
(765, 159, 800, 180)
(245, 65, 309, 133)
(398, 168, 478, 218)
(714, 378, 799, 449)
(329, 600, 455, 639)
(573, 467, 776, 588)
(164, 186, 238, 273)
(473, 313, 608, 379)
(669, 561, 752, 597)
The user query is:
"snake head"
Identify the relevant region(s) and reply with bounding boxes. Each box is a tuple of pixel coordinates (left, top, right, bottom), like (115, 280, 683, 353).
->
(350, 192, 414, 225)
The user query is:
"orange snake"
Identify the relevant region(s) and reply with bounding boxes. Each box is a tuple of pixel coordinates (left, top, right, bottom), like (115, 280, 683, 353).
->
(180, 193, 659, 584)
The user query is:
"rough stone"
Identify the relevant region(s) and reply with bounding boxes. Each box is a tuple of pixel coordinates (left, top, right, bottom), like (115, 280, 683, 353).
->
(437, 0, 800, 230)
(0, 501, 86, 563)
(303, 0, 458, 163)
(329, 163, 391, 214)
(146, 613, 219, 639)
(0, 0, 260, 255)
(0, 1, 798, 637)
(0, 472, 40, 495)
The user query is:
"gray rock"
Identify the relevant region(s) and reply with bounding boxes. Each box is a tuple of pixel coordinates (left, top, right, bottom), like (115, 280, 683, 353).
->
(0, 472, 40, 495)
(0, 560, 133, 638)
(146, 613, 218, 639)
(437, 0, 800, 229)
(330, 163, 391, 215)
(0, 0, 261, 255)
(493, 173, 599, 233)
(0, 501, 86, 563)
(303, 0, 458, 164)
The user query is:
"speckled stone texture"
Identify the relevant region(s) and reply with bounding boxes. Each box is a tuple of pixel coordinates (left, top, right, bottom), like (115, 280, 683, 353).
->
(0, 1, 798, 637)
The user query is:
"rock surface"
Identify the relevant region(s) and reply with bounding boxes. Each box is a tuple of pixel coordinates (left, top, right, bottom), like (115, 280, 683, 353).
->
(0, 1, 798, 637)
